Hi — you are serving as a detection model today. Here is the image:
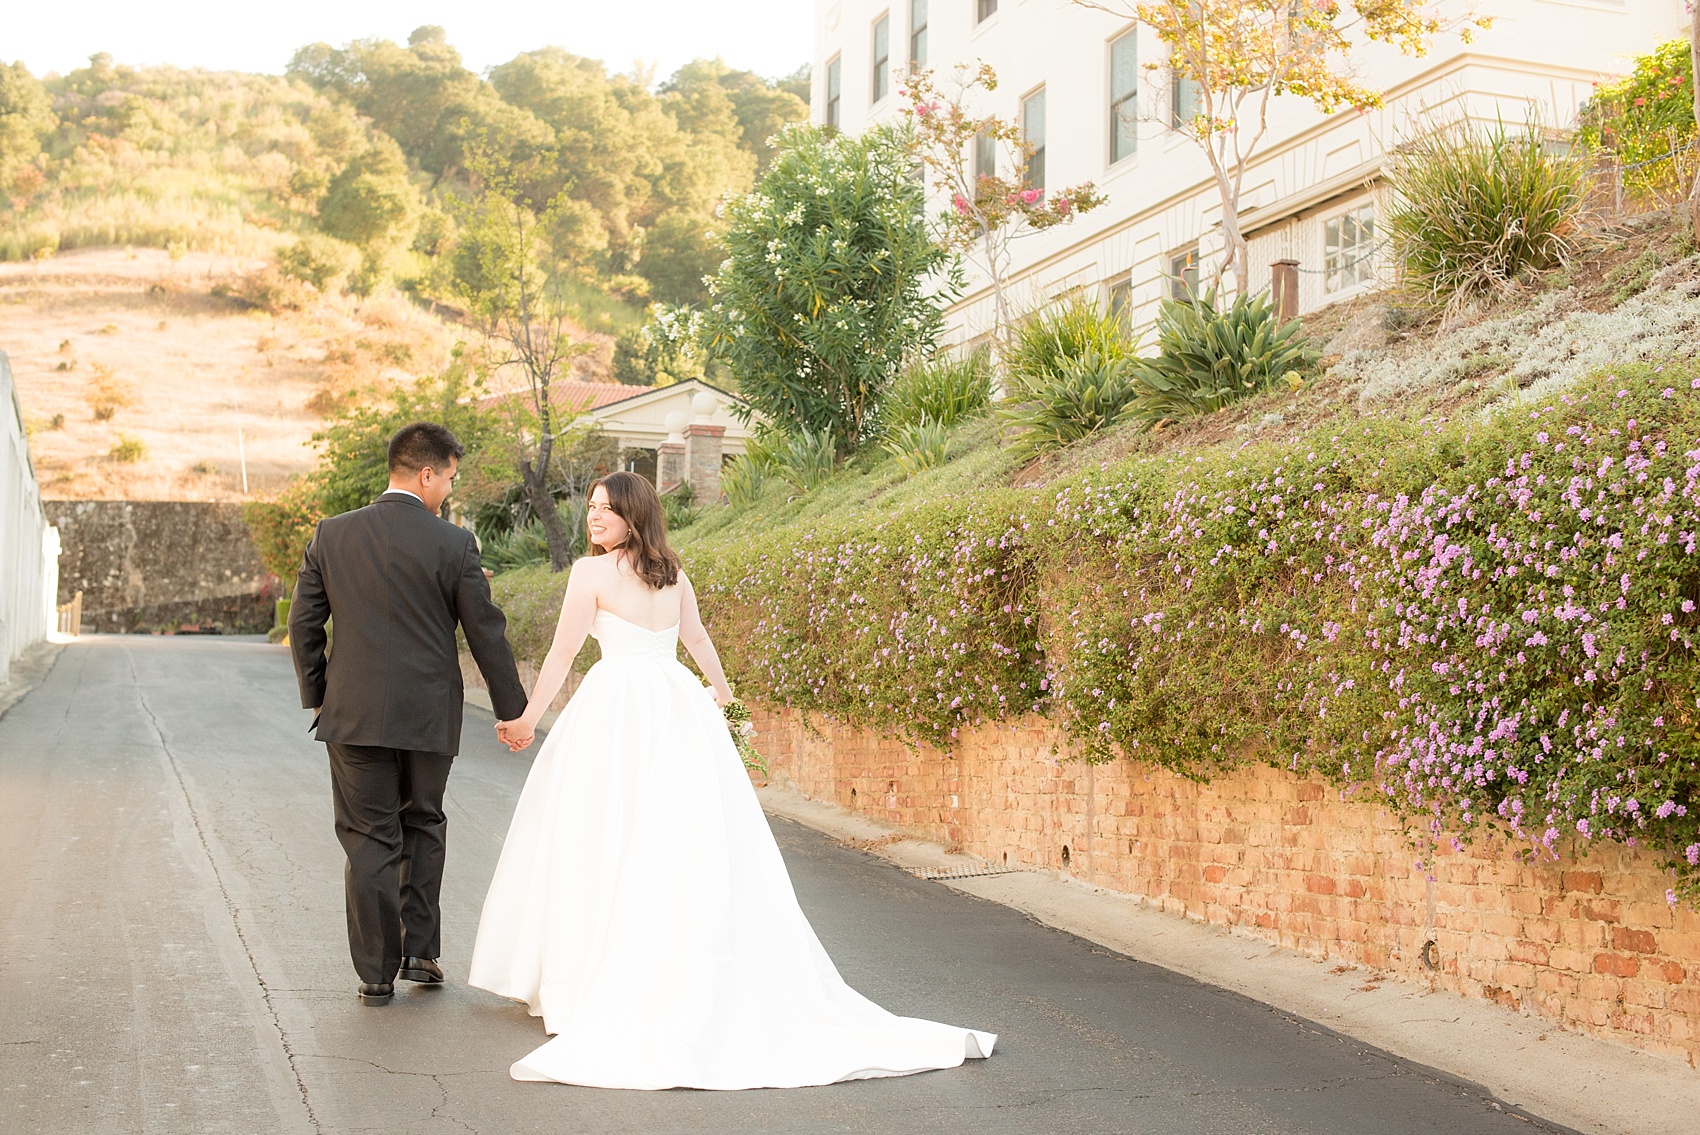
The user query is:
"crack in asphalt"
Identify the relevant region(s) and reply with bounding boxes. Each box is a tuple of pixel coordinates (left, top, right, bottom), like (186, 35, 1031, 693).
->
(124, 647, 324, 1135)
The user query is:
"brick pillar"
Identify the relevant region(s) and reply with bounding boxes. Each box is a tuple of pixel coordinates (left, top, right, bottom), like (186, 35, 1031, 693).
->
(1271, 259, 1299, 321)
(684, 423, 726, 503)
(656, 441, 686, 494)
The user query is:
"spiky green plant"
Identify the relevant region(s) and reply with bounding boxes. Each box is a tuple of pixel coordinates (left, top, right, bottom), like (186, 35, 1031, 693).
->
(884, 351, 993, 433)
(720, 454, 768, 508)
(778, 427, 838, 493)
(1134, 290, 1317, 423)
(1005, 297, 1137, 395)
(480, 521, 553, 574)
(1388, 119, 1591, 310)
(883, 420, 957, 476)
(999, 350, 1145, 458)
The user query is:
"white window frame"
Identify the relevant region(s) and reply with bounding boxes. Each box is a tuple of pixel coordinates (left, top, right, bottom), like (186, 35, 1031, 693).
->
(870, 13, 892, 105)
(1167, 247, 1199, 302)
(909, 0, 929, 70)
(1021, 86, 1046, 192)
(1109, 29, 1138, 165)
(1323, 202, 1377, 295)
(825, 54, 842, 129)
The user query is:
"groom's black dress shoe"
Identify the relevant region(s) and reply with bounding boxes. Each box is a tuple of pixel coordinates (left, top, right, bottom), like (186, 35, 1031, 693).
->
(357, 982, 395, 1005)
(399, 957, 444, 984)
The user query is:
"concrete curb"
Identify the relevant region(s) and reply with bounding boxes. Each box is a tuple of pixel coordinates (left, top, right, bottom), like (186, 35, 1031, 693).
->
(0, 640, 63, 722)
(754, 779, 1700, 1135)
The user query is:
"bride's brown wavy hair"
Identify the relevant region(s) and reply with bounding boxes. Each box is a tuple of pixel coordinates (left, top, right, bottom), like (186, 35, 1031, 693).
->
(586, 470, 681, 590)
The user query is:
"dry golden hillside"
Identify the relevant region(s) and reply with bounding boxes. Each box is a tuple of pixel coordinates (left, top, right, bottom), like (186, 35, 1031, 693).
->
(0, 248, 613, 502)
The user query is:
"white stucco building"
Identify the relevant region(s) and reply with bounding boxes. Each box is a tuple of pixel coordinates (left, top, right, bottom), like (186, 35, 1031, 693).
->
(812, 0, 1685, 341)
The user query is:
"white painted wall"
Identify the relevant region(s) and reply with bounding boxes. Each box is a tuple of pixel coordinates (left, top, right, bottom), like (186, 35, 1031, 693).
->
(1, 352, 61, 682)
(813, 0, 1685, 339)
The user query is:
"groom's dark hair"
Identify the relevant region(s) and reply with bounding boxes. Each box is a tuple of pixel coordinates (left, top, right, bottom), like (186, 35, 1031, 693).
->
(388, 422, 465, 476)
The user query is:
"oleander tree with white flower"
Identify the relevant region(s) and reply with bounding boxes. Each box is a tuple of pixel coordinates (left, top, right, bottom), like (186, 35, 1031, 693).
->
(698, 123, 963, 455)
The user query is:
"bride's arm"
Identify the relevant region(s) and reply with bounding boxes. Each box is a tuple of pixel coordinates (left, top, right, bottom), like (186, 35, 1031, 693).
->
(678, 572, 734, 706)
(510, 559, 598, 738)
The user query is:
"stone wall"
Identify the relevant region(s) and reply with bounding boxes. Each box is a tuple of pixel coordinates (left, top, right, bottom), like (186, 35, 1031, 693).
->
(45, 501, 273, 634)
(753, 706, 1700, 1068)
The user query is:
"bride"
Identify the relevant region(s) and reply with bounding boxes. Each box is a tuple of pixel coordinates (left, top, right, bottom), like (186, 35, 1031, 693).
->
(468, 470, 995, 1090)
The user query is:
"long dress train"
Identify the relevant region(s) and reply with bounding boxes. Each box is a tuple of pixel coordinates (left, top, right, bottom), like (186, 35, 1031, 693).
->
(468, 610, 996, 1089)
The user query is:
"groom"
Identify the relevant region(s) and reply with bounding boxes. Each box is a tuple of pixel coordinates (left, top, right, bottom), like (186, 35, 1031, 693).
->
(289, 421, 529, 1005)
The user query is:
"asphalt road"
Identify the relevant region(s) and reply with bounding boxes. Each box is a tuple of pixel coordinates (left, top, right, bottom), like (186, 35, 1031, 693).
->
(0, 636, 1572, 1135)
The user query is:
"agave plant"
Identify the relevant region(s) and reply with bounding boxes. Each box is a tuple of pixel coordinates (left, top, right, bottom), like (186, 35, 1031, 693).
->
(1134, 290, 1317, 424)
(478, 521, 553, 574)
(882, 419, 957, 477)
(999, 350, 1145, 458)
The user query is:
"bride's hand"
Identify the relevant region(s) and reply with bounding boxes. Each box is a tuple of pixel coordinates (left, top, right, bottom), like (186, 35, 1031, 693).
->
(496, 719, 535, 751)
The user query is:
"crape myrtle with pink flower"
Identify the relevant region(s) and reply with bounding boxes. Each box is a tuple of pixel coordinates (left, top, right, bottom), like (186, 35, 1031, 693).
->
(687, 364, 1700, 903)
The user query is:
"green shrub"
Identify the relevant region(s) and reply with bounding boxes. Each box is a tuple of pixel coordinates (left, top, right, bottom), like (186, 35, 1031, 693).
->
(108, 435, 146, 462)
(662, 482, 698, 530)
(277, 233, 360, 292)
(680, 363, 1700, 901)
(720, 454, 768, 508)
(1005, 297, 1136, 394)
(883, 420, 956, 476)
(242, 478, 322, 593)
(884, 351, 993, 432)
(1134, 290, 1317, 423)
(1578, 38, 1696, 203)
(480, 520, 552, 574)
(998, 350, 1144, 458)
(700, 123, 959, 452)
(1389, 120, 1590, 309)
(777, 427, 837, 493)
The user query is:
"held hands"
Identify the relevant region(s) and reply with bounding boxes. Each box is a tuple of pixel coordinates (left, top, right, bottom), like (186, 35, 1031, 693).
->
(496, 719, 535, 752)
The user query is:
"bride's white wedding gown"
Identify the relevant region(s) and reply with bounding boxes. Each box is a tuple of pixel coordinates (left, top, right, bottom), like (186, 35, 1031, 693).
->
(468, 609, 996, 1089)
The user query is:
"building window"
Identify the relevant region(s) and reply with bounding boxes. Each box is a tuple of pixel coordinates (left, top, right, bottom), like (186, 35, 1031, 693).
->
(1171, 71, 1200, 129)
(977, 0, 998, 24)
(910, 0, 929, 69)
(1107, 274, 1132, 329)
(825, 55, 842, 129)
(973, 129, 996, 183)
(871, 14, 891, 104)
(1324, 203, 1376, 293)
(1022, 87, 1046, 191)
(1110, 29, 1138, 164)
(1168, 247, 1199, 302)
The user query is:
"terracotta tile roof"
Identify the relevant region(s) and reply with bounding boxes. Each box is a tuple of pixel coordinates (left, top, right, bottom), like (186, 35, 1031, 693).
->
(549, 381, 646, 411)
(478, 381, 647, 413)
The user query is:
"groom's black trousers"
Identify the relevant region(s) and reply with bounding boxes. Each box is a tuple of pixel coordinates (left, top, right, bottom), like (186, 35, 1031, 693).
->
(326, 743, 454, 983)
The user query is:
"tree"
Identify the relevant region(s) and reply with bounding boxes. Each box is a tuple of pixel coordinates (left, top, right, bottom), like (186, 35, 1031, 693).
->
(448, 143, 594, 570)
(699, 123, 960, 453)
(305, 352, 501, 518)
(1077, 0, 1487, 294)
(317, 134, 419, 292)
(0, 62, 54, 195)
(903, 65, 1106, 343)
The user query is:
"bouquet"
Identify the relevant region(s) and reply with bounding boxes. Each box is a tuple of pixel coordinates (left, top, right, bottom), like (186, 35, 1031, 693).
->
(721, 696, 768, 777)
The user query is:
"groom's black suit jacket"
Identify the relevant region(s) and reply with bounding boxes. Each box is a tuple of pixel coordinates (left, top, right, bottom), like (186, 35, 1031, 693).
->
(288, 492, 529, 756)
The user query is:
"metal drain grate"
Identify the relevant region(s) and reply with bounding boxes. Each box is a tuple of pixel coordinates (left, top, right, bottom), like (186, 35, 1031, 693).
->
(905, 864, 1033, 881)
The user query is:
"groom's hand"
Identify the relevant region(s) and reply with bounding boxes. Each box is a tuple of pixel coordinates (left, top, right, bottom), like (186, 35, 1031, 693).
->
(496, 720, 534, 752)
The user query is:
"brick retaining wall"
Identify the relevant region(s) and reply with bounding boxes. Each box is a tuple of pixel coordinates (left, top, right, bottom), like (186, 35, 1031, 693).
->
(752, 706, 1700, 1067)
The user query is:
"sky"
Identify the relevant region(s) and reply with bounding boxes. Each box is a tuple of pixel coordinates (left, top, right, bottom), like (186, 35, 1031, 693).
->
(5, 0, 815, 84)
